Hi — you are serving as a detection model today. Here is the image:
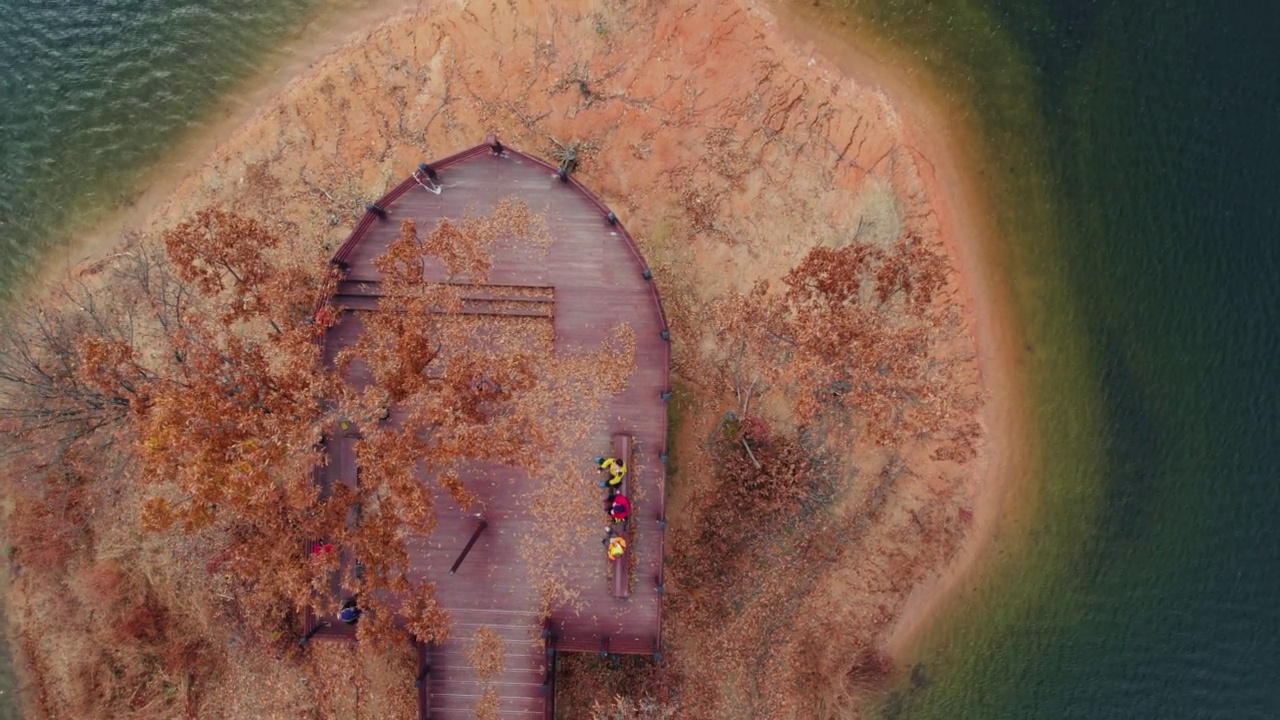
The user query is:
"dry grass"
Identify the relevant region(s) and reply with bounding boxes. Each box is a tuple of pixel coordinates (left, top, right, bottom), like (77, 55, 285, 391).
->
(4, 532, 224, 718)
(592, 695, 679, 720)
(556, 653, 671, 719)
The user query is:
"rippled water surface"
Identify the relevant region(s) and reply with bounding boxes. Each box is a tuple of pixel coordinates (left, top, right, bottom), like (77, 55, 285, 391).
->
(815, 0, 1280, 717)
(0, 0, 317, 290)
(0, 0, 322, 713)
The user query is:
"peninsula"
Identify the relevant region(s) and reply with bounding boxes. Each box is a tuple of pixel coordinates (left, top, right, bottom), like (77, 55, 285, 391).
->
(0, 1, 1018, 717)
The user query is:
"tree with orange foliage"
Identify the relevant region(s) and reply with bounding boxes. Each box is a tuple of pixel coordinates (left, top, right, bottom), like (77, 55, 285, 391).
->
(713, 230, 968, 451)
(779, 242, 935, 442)
(0, 198, 556, 654)
(325, 206, 551, 643)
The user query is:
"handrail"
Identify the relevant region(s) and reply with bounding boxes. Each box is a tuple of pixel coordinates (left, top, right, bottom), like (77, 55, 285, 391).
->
(331, 144, 493, 265)
(448, 520, 489, 575)
(415, 640, 431, 719)
(502, 144, 670, 643)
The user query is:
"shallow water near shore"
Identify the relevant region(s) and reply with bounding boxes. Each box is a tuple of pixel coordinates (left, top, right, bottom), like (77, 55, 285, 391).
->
(0, 0, 326, 295)
(798, 0, 1280, 717)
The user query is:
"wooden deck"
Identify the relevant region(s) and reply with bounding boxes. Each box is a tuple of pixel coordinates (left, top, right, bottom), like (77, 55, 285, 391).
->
(305, 141, 669, 719)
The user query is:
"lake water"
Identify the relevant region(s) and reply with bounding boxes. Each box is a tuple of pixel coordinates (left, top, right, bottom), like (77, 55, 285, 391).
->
(0, 0, 321, 292)
(2, 0, 1278, 718)
(814, 0, 1280, 717)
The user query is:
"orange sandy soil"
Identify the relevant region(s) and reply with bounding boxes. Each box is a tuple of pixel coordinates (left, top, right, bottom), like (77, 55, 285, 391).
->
(8, 0, 1021, 717)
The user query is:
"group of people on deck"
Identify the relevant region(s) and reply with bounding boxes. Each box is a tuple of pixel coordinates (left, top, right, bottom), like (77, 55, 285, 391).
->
(596, 456, 631, 561)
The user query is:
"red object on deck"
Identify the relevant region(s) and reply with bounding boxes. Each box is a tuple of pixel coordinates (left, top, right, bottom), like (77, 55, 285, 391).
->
(610, 433, 635, 599)
(608, 494, 632, 520)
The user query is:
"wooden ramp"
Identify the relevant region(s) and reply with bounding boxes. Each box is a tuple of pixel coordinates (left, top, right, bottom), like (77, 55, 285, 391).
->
(421, 609, 549, 719)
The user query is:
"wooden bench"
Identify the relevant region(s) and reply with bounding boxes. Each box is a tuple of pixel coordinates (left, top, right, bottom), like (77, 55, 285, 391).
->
(609, 433, 633, 598)
(332, 293, 552, 318)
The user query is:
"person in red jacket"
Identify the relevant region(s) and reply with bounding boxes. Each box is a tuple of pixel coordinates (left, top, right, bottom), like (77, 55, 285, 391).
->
(606, 494, 631, 522)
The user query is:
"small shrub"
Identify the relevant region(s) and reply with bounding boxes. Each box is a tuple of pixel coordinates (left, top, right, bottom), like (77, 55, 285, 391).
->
(6, 485, 90, 573)
(116, 598, 169, 645)
(847, 648, 894, 688)
(77, 559, 130, 611)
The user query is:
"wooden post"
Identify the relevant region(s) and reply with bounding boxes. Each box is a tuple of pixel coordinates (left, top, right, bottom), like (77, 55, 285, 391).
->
(542, 619, 556, 689)
(448, 520, 488, 575)
(544, 627, 558, 718)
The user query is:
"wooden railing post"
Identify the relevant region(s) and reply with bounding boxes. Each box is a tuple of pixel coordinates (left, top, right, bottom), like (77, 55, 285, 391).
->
(297, 620, 325, 648)
(542, 618, 558, 720)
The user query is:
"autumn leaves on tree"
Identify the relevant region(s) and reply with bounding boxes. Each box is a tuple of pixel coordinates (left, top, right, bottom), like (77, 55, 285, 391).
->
(714, 230, 976, 458)
(0, 199, 551, 649)
(325, 202, 552, 643)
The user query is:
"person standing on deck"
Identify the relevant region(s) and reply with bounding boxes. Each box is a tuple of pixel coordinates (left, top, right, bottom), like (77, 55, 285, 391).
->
(339, 596, 361, 625)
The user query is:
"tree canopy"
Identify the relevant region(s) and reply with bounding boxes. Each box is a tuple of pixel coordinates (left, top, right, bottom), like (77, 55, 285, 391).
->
(0, 200, 554, 647)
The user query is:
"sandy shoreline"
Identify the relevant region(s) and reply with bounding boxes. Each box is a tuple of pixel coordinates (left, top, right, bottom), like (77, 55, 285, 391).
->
(19, 0, 1028, 714)
(766, 2, 1031, 658)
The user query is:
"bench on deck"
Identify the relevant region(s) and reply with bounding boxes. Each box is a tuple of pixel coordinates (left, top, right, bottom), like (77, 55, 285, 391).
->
(609, 433, 633, 598)
(301, 433, 363, 641)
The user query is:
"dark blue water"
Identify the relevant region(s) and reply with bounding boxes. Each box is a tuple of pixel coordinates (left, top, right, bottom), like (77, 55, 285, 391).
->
(825, 0, 1280, 717)
(995, 1, 1280, 715)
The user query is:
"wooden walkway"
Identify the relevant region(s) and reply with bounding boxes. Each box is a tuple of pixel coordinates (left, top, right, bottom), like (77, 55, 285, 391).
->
(304, 140, 669, 719)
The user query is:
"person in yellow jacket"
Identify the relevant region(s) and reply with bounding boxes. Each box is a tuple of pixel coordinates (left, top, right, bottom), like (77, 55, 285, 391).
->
(594, 456, 627, 487)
